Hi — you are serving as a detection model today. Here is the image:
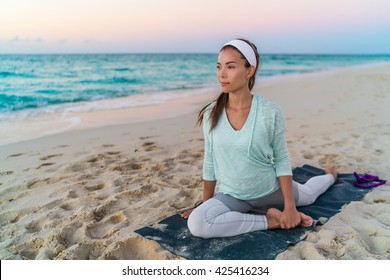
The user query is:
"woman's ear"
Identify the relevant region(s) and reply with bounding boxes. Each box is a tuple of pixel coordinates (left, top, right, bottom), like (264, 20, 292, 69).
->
(247, 65, 256, 79)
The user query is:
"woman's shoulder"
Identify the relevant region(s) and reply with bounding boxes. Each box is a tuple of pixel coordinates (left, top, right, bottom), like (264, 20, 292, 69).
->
(200, 100, 216, 129)
(254, 95, 283, 113)
(206, 100, 217, 109)
(203, 100, 217, 115)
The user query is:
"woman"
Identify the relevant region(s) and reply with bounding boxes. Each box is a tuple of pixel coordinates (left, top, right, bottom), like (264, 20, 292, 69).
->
(182, 38, 337, 238)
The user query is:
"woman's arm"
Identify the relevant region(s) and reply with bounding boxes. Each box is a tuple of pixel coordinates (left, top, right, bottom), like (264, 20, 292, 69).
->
(269, 104, 301, 228)
(278, 175, 301, 229)
(203, 180, 216, 201)
(182, 108, 216, 219)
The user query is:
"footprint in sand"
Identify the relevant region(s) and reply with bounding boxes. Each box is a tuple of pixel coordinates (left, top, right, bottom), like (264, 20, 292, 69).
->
(189, 138, 205, 143)
(177, 149, 189, 159)
(39, 154, 63, 161)
(59, 203, 73, 211)
(67, 189, 79, 199)
(102, 144, 115, 147)
(302, 152, 315, 160)
(140, 135, 158, 140)
(140, 184, 158, 193)
(37, 162, 55, 169)
(68, 162, 90, 172)
(179, 178, 191, 185)
(0, 211, 20, 225)
(142, 142, 159, 152)
(115, 189, 149, 201)
(0, 171, 14, 176)
(86, 213, 127, 239)
(26, 178, 49, 189)
(8, 153, 24, 158)
(86, 154, 105, 163)
(150, 162, 169, 174)
(112, 161, 144, 172)
(176, 149, 202, 165)
(85, 182, 106, 191)
(91, 200, 118, 222)
(53, 223, 83, 248)
(25, 219, 44, 233)
(106, 151, 121, 155)
(55, 145, 69, 148)
(318, 153, 340, 165)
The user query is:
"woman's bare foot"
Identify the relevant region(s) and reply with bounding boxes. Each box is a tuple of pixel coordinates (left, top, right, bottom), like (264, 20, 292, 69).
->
(325, 166, 338, 182)
(265, 208, 282, 229)
(265, 208, 314, 229)
(299, 212, 314, 227)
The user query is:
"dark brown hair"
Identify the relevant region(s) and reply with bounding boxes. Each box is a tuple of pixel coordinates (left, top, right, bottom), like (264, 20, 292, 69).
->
(196, 38, 261, 131)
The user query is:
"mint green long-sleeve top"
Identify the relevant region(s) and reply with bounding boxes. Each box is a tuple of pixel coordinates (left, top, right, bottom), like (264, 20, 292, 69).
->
(202, 95, 292, 200)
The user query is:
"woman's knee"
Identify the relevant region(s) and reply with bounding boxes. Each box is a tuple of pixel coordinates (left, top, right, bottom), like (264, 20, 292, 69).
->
(187, 198, 231, 238)
(187, 208, 210, 238)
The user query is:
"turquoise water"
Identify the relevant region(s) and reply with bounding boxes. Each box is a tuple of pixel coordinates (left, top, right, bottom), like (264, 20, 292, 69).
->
(1, 53, 390, 117)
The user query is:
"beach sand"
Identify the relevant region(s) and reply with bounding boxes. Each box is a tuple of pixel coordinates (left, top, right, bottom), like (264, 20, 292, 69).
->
(0, 63, 389, 260)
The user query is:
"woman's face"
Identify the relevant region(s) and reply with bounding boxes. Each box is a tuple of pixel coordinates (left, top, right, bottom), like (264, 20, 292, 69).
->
(217, 48, 253, 93)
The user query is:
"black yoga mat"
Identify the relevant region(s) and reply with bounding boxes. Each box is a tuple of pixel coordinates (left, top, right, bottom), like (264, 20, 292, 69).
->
(136, 165, 372, 260)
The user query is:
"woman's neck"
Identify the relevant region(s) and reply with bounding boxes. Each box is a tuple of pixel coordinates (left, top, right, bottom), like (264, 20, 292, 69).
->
(227, 90, 252, 110)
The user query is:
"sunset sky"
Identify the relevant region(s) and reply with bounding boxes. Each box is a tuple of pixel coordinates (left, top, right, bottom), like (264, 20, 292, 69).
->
(1, 0, 389, 54)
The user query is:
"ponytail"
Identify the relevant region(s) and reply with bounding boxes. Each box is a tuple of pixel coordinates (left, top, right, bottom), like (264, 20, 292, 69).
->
(196, 92, 229, 131)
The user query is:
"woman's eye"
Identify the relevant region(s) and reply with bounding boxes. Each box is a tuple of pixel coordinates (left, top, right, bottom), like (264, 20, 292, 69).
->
(228, 66, 235, 69)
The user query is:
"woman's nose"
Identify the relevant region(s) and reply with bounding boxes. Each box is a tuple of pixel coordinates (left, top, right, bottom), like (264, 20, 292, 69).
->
(219, 67, 227, 78)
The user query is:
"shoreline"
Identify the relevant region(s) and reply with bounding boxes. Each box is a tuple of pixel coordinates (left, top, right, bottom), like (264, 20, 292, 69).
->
(1, 62, 389, 260)
(1, 61, 389, 147)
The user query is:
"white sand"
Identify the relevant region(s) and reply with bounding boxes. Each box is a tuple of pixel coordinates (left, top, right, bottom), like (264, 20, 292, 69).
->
(0, 63, 389, 259)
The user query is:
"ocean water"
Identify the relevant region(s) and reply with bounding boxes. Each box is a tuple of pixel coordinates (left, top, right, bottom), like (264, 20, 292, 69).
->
(1, 53, 390, 120)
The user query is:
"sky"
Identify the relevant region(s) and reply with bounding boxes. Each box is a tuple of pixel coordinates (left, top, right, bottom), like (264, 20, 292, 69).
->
(1, 0, 389, 54)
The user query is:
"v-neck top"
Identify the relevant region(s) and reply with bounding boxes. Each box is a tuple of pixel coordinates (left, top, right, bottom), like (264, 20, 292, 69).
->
(223, 96, 253, 132)
(202, 95, 292, 200)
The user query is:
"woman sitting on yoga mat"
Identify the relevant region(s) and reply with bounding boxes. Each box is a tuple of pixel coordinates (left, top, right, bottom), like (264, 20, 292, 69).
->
(181, 38, 338, 238)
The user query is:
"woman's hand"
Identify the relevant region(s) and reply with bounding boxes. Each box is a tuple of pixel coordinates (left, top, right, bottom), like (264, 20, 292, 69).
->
(277, 176, 303, 229)
(181, 208, 195, 219)
(279, 207, 301, 229)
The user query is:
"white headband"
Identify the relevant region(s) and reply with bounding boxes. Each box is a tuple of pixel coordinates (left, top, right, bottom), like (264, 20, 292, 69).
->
(224, 39, 257, 68)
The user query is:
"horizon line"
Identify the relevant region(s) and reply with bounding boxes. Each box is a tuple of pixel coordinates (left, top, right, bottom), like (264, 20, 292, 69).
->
(1, 52, 390, 56)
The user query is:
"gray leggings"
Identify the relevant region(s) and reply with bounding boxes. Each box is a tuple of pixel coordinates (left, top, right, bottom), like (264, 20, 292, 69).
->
(187, 174, 335, 238)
